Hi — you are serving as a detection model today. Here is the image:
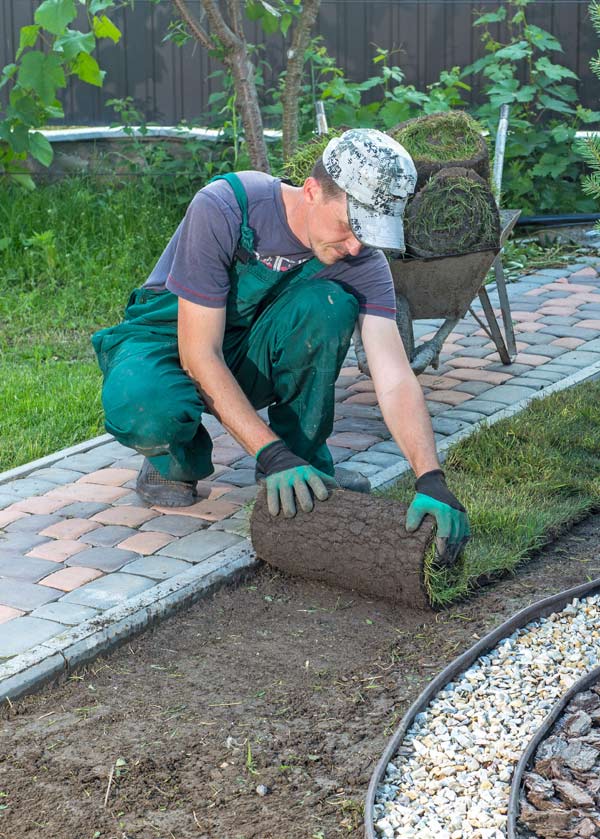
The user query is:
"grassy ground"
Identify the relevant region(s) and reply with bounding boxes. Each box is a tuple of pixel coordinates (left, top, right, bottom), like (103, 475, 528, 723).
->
(383, 381, 600, 606)
(0, 176, 195, 471)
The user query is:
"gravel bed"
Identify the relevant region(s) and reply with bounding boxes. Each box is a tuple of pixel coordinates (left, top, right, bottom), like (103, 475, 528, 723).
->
(518, 686, 600, 839)
(373, 595, 600, 839)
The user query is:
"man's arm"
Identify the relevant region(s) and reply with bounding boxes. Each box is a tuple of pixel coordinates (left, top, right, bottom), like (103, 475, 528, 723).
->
(358, 313, 439, 477)
(178, 298, 277, 455)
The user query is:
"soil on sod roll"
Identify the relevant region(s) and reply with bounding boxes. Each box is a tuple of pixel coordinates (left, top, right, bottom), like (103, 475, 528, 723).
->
(404, 166, 500, 258)
(388, 111, 490, 190)
(3, 517, 600, 838)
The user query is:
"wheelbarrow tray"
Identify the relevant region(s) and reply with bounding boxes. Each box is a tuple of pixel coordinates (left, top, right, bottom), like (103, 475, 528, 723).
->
(390, 209, 520, 320)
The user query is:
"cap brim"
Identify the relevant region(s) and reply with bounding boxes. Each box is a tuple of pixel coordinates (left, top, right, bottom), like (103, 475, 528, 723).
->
(347, 196, 406, 252)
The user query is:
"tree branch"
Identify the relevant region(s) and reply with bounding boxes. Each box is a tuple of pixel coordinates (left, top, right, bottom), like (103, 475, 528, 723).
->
(281, 0, 321, 160)
(171, 0, 213, 52)
(202, 0, 240, 49)
(225, 0, 244, 40)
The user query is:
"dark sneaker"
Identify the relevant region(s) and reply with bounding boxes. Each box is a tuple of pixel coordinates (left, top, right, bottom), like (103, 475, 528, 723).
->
(136, 458, 197, 507)
(334, 466, 371, 494)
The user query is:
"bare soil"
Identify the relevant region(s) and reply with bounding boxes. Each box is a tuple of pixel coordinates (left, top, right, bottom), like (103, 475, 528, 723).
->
(2, 516, 600, 839)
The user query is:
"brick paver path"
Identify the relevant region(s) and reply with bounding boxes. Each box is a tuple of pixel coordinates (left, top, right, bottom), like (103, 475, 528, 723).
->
(1, 258, 600, 681)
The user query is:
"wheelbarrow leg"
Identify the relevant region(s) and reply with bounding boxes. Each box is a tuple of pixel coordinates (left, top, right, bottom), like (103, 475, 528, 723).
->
(494, 255, 517, 359)
(477, 285, 513, 365)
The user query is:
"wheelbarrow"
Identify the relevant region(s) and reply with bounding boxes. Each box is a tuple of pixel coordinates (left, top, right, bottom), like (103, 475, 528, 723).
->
(353, 207, 521, 376)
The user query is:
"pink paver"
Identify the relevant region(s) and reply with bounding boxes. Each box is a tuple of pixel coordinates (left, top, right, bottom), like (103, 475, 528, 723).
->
(577, 320, 600, 330)
(195, 481, 233, 501)
(327, 432, 382, 450)
(525, 286, 553, 296)
(512, 353, 552, 367)
(446, 357, 491, 369)
(545, 282, 593, 294)
(426, 390, 473, 406)
(90, 505, 160, 527)
(39, 566, 103, 591)
(447, 368, 513, 385)
(152, 498, 241, 521)
(512, 311, 542, 322)
(552, 337, 586, 349)
(45, 483, 131, 503)
(347, 380, 375, 393)
(0, 509, 28, 528)
(570, 267, 598, 278)
(515, 322, 545, 333)
(9, 496, 67, 515)
(0, 605, 25, 624)
(538, 306, 578, 316)
(27, 539, 88, 562)
(117, 531, 174, 555)
(40, 518, 101, 540)
(78, 468, 139, 486)
(418, 374, 462, 390)
(344, 392, 379, 406)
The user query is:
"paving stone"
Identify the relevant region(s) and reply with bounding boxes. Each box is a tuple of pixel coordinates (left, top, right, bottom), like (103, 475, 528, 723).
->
(0, 578, 62, 610)
(32, 467, 85, 485)
(577, 337, 600, 353)
(335, 403, 384, 420)
(214, 469, 257, 487)
(79, 468, 139, 487)
(46, 483, 131, 504)
(435, 409, 488, 423)
(327, 432, 383, 450)
(10, 496, 68, 515)
(0, 554, 63, 583)
(536, 268, 571, 277)
(527, 362, 574, 376)
(64, 547, 139, 572)
(230, 456, 256, 471)
(112, 491, 153, 507)
(7, 478, 59, 498)
(80, 525, 138, 547)
(425, 390, 474, 406)
(26, 538, 88, 562)
(212, 447, 246, 467)
(194, 481, 233, 501)
(519, 344, 568, 358)
(508, 376, 549, 390)
(452, 399, 504, 416)
(431, 417, 471, 436)
(478, 384, 540, 405)
(508, 352, 554, 367)
(516, 331, 561, 345)
(5, 514, 63, 533)
(485, 362, 532, 376)
(57, 501, 110, 519)
(445, 367, 512, 385)
(327, 445, 353, 463)
(520, 369, 565, 383)
(426, 401, 448, 416)
(418, 373, 463, 390)
(0, 616, 65, 657)
(218, 485, 258, 505)
(515, 322, 545, 334)
(120, 555, 193, 581)
(456, 336, 491, 347)
(95, 441, 138, 460)
(210, 517, 251, 537)
(61, 572, 155, 610)
(39, 566, 104, 591)
(117, 531, 174, 555)
(338, 461, 380, 477)
(334, 418, 388, 436)
(539, 325, 600, 340)
(552, 337, 586, 349)
(53, 451, 116, 472)
(578, 304, 600, 314)
(158, 531, 243, 562)
(446, 356, 491, 368)
(31, 601, 99, 625)
(368, 440, 405, 456)
(114, 454, 144, 470)
(349, 450, 405, 468)
(0, 532, 49, 552)
(139, 515, 209, 537)
(0, 605, 25, 624)
(551, 349, 600, 367)
(452, 380, 495, 396)
(0, 492, 22, 511)
(0, 509, 28, 528)
(346, 379, 375, 393)
(448, 322, 479, 335)
(39, 518, 101, 540)
(541, 315, 580, 326)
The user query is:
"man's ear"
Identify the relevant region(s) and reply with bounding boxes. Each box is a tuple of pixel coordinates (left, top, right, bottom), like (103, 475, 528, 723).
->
(303, 176, 321, 206)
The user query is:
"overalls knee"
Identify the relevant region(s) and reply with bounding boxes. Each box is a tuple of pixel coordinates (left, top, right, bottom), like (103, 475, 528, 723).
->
(91, 173, 359, 482)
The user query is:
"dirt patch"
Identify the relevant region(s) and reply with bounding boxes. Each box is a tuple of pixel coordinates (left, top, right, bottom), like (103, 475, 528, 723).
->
(2, 516, 600, 839)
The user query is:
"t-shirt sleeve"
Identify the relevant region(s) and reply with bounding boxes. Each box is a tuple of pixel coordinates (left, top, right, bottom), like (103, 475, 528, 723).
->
(165, 185, 241, 307)
(324, 249, 396, 320)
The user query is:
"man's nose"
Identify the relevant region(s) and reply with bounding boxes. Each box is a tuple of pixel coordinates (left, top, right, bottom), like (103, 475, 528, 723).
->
(345, 235, 362, 257)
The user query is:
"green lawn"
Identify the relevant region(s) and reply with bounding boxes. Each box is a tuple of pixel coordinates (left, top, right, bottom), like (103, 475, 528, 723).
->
(383, 381, 600, 606)
(0, 176, 193, 471)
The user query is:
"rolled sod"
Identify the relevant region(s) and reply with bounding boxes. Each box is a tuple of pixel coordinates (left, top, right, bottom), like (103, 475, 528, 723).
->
(404, 166, 500, 258)
(388, 110, 490, 189)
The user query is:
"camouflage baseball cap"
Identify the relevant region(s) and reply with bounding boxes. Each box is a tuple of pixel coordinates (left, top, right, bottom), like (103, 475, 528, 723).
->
(322, 128, 417, 252)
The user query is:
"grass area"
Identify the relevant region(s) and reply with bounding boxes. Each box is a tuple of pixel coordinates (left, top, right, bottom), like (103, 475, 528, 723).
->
(382, 381, 600, 607)
(390, 111, 483, 162)
(0, 176, 197, 472)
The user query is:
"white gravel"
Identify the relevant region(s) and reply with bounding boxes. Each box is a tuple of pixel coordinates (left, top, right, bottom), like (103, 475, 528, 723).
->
(373, 594, 600, 838)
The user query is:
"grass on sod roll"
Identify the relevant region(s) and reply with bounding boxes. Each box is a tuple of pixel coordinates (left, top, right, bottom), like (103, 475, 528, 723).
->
(283, 130, 343, 185)
(382, 381, 600, 607)
(0, 176, 193, 472)
(390, 111, 484, 163)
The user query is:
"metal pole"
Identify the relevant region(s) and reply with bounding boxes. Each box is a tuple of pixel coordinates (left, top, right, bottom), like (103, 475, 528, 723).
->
(315, 101, 328, 136)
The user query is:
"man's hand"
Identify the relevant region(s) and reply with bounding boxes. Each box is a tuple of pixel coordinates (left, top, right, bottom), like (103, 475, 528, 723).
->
(406, 469, 470, 567)
(256, 441, 338, 518)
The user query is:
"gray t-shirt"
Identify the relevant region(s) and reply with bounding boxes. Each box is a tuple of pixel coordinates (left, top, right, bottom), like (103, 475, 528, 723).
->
(144, 171, 396, 319)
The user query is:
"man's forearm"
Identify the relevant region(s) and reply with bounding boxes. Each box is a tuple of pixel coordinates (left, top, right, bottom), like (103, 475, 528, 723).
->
(183, 354, 278, 455)
(377, 375, 440, 478)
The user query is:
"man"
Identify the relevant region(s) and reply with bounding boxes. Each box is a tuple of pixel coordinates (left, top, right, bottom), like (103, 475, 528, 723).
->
(92, 129, 470, 565)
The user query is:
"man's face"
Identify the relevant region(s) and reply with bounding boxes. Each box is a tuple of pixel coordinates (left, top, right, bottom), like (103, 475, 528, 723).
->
(304, 183, 364, 265)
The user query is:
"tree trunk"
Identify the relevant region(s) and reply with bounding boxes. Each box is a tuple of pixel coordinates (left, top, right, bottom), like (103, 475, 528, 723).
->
(281, 0, 322, 162)
(250, 488, 436, 610)
(226, 47, 271, 173)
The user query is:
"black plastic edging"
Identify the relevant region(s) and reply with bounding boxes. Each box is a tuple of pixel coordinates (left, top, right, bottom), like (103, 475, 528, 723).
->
(364, 577, 600, 839)
(507, 662, 600, 838)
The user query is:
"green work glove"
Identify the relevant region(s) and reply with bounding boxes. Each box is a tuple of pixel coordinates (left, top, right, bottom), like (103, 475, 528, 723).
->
(406, 469, 470, 567)
(256, 440, 338, 518)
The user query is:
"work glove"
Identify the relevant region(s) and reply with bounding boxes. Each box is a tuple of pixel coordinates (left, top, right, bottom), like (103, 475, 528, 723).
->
(256, 440, 338, 518)
(406, 469, 470, 567)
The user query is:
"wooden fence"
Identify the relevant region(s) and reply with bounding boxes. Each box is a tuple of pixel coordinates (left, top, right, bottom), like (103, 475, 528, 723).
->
(0, 1, 597, 125)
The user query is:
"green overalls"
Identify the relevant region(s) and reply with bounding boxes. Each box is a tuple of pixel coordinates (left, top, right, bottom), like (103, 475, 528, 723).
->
(91, 173, 359, 483)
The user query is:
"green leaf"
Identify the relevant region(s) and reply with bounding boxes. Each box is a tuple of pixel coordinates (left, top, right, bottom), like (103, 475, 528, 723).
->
(531, 151, 570, 178)
(28, 131, 54, 166)
(550, 123, 575, 143)
(259, 12, 280, 35)
(0, 238, 10, 251)
(7, 123, 31, 153)
(245, 1, 265, 21)
(54, 29, 96, 60)
(577, 106, 600, 124)
(16, 25, 41, 60)
(8, 87, 41, 123)
(494, 41, 530, 62)
(34, 0, 77, 35)
(473, 7, 507, 25)
(534, 56, 578, 82)
(72, 52, 105, 86)
(92, 14, 121, 43)
(89, 0, 115, 11)
(537, 94, 576, 115)
(460, 54, 496, 77)
(17, 51, 66, 105)
(514, 84, 536, 103)
(524, 24, 562, 53)
(0, 63, 17, 90)
(280, 12, 292, 37)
